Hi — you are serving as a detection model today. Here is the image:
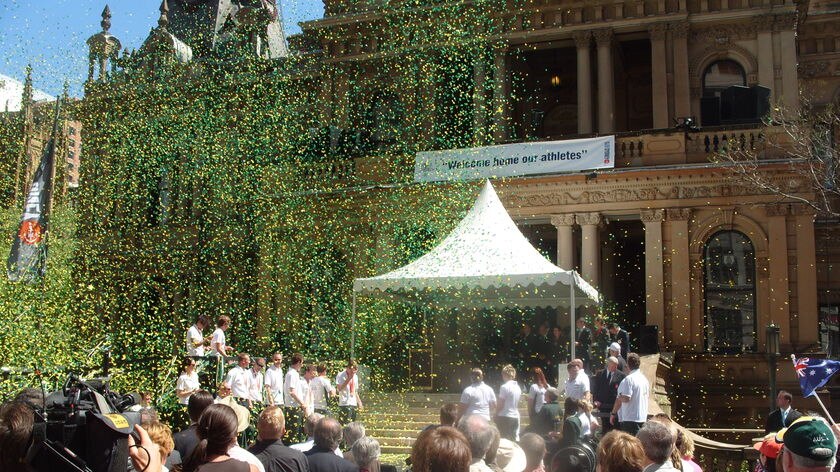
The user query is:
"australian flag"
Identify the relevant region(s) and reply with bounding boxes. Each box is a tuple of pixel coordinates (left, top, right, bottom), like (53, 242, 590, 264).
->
(793, 356, 840, 397)
(7, 99, 59, 284)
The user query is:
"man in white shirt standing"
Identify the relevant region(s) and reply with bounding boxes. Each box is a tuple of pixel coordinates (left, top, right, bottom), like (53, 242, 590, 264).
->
(459, 368, 496, 422)
(284, 353, 307, 443)
(248, 357, 266, 407)
(185, 315, 209, 357)
(311, 364, 335, 415)
(610, 352, 650, 436)
(264, 352, 284, 407)
(495, 364, 522, 441)
(226, 352, 253, 409)
(564, 358, 591, 401)
(210, 315, 234, 383)
(336, 359, 363, 425)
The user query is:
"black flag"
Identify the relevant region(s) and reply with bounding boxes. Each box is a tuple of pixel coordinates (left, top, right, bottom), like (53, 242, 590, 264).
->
(7, 99, 60, 283)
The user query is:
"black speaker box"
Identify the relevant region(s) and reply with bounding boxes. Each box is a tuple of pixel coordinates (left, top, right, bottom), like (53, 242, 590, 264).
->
(638, 325, 660, 354)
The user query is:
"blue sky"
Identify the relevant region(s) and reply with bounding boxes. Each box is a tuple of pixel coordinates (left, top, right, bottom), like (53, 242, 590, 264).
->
(0, 0, 323, 97)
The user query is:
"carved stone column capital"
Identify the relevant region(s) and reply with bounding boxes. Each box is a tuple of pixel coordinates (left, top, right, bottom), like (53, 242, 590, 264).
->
(640, 209, 665, 223)
(572, 30, 592, 49)
(790, 203, 817, 217)
(648, 23, 668, 41)
(666, 208, 692, 221)
(754, 14, 775, 33)
(593, 28, 614, 46)
(774, 13, 798, 32)
(764, 204, 790, 217)
(576, 212, 602, 226)
(551, 214, 577, 227)
(670, 21, 689, 39)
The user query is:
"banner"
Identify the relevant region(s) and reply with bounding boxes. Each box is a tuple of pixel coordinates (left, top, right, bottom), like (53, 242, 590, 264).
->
(414, 135, 615, 183)
(7, 100, 59, 284)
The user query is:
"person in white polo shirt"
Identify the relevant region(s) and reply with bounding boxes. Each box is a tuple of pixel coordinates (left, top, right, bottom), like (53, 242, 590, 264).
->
(336, 359, 363, 425)
(495, 364, 522, 441)
(225, 352, 253, 409)
(284, 353, 307, 443)
(610, 352, 650, 436)
(564, 359, 591, 401)
(459, 368, 496, 421)
(264, 352, 284, 406)
(185, 315, 209, 357)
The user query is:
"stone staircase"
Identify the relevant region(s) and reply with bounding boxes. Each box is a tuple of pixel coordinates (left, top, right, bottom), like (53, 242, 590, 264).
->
(360, 392, 532, 455)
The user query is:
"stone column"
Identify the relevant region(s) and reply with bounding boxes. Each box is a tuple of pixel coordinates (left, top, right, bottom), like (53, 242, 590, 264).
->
(793, 206, 819, 346)
(756, 15, 775, 102)
(594, 29, 615, 133)
(765, 204, 791, 347)
(641, 209, 665, 345)
(573, 31, 593, 134)
(492, 43, 510, 143)
(473, 49, 488, 145)
(551, 214, 576, 270)
(667, 208, 692, 348)
(649, 23, 669, 129)
(776, 13, 799, 110)
(671, 22, 691, 120)
(576, 212, 602, 287)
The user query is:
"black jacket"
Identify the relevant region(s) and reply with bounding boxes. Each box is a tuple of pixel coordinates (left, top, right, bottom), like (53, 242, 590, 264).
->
(304, 446, 358, 472)
(611, 329, 630, 359)
(249, 439, 310, 472)
(592, 369, 626, 411)
(173, 424, 199, 461)
(765, 408, 803, 433)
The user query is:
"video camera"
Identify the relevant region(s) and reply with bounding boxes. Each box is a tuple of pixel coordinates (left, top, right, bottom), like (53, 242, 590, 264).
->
(26, 374, 143, 472)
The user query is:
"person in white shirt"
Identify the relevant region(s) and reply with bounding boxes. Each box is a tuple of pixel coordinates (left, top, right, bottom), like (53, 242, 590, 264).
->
(564, 359, 591, 401)
(264, 352, 284, 406)
(248, 357, 266, 406)
(300, 365, 316, 415)
(336, 359, 363, 425)
(495, 364, 522, 442)
(284, 353, 307, 443)
(527, 367, 550, 419)
(459, 368, 496, 422)
(175, 357, 200, 406)
(611, 353, 650, 436)
(209, 315, 233, 357)
(225, 352, 253, 409)
(311, 363, 336, 415)
(185, 315, 209, 357)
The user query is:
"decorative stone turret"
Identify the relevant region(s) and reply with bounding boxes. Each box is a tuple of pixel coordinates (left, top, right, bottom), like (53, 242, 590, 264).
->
(86, 5, 122, 82)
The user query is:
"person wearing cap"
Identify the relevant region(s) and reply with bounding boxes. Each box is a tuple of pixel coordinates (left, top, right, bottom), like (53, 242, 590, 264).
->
(753, 433, 783, 472)
(592, 356, 626, 434)
(766, 390, 804, 434)
(608, 342, 629, 374)
(776, 416, 837, 472)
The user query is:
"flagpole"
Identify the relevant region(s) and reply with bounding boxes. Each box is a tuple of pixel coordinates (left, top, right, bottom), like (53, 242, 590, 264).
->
(791, 354, 837, 424)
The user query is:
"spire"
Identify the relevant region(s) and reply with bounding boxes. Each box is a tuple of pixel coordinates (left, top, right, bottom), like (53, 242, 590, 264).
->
(158, 0, 169, 30)
(101, 5, 112, 33)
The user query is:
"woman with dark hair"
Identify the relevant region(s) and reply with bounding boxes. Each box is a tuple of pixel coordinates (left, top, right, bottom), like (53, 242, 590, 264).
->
(180, 404, 258, 472)
(176, 357, 200, 406)
(528, 367, 550, 419)
(409, 426, 471, 472)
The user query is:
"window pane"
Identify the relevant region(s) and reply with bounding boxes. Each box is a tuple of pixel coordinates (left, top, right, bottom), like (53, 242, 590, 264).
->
(704, 231, 757, 353)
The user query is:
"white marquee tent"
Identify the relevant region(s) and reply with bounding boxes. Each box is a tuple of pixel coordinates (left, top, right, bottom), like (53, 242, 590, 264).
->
(351, 180, 601, 359)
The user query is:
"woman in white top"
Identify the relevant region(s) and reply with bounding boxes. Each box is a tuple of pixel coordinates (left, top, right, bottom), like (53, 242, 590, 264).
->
(176, 357, 200, 405)
(495, 364, 522, 441)
(527, 367, 550, 418)
(576, 398, 599, 438)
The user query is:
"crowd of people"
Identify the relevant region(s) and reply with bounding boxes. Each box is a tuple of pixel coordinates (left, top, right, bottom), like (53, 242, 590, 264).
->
(0, 313, 838, 472)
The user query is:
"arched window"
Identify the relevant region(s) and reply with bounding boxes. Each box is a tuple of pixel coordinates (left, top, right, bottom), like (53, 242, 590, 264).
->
(704, 230, 757, 354)
(702, 60, 746, 98)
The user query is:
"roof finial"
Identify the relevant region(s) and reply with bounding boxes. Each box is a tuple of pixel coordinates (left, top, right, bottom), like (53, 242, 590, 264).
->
(158, 0, 169, 29)
(101, 5, 111, 33)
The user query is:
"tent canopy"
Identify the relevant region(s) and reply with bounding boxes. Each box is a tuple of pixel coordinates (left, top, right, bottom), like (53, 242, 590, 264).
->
(353, 180, 600, 309)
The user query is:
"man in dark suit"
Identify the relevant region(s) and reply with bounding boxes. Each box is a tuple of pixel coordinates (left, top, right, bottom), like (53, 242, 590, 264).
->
(608, 323, 631, 359)
(173, 389, 214, 460)
(765, 390, 803, 433)
(304, 417, 358, 472)
(575, 318, 592, 371)
(249, 406, 310, 472)
(592, 357, 626, 434)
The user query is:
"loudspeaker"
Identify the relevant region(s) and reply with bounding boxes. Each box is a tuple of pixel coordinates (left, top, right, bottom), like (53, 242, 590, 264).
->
(721, 85, 772, 124)
(638, 325, 660, 354)
(700, 96, 721, 126)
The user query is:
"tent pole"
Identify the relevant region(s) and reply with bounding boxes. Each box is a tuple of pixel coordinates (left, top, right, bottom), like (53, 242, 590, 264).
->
(351, 291, 357, 359)
(570, 279, 576, 362)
